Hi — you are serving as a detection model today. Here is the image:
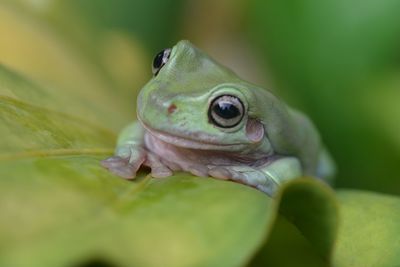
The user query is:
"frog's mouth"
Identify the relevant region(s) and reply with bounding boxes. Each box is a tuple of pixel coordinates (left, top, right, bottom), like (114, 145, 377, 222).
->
(138, 120, 246, 151)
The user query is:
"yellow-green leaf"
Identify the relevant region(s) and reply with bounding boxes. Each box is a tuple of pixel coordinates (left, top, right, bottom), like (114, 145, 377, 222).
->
(333, 190, 400, 267)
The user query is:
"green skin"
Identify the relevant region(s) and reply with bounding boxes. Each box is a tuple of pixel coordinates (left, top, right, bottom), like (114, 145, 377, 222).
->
(101, 40, 335, 196)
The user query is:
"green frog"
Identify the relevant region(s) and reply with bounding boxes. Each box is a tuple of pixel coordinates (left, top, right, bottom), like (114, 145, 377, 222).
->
(101, 40, 335, 196)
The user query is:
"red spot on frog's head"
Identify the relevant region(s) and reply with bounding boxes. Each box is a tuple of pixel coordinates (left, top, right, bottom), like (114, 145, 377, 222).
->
(167, 104, 177, 114)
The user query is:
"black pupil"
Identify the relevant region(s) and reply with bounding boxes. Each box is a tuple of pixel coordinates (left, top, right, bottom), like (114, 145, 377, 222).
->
(213, 102, 240, 119)
(153, 50, 165, 69)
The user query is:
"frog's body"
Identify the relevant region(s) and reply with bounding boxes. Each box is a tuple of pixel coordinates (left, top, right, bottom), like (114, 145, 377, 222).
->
(102, 40, 335, 196)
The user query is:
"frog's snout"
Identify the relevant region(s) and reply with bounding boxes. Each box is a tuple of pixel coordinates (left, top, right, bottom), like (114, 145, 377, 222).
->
(167, 103, 177, 114)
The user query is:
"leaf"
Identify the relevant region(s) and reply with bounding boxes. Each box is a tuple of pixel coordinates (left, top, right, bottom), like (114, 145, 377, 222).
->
(333, 190, 400, 267)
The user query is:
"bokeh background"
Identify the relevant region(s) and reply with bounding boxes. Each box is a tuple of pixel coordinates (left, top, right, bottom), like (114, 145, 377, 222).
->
(1, 0, 400, 196)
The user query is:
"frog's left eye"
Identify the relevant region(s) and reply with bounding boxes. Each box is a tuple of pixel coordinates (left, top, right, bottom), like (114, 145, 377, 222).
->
(152, 48, 171, 76)
(209, 95, 244, 128)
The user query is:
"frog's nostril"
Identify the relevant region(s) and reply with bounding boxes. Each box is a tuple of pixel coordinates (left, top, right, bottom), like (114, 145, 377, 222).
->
(167, 104, 177, 114)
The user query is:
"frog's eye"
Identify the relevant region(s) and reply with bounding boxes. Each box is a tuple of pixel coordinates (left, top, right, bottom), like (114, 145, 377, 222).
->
(209, 95, 244, 128)
(152, 48, 171, 76)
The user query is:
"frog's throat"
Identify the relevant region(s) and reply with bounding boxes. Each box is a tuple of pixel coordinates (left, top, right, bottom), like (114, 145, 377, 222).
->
(138, 120, 247, 151)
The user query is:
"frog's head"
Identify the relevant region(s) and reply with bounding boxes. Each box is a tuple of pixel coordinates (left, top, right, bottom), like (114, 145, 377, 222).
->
(137, 40, 283, 152)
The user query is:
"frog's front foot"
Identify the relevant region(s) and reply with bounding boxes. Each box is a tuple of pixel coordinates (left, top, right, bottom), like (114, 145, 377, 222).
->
(101, 145, 173, 179)
(101, 156, 139, 179)
(101, 145, 146, 179)
(208, 157, 303, 196)
(209, 166, 279, 195)
(209, 165, 279, 196)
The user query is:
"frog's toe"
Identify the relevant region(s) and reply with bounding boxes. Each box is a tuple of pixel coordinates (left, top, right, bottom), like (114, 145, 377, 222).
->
(161, 159, 181, 171)
(188, 164, 209, 177)
(208, 167, 231, 180)
(101, 155, 144, 179)
(151, 167, 173, 178)
(108, 164, 137, 179)
(209, 166, 269, 189)
(228, 168, 266, 187)
(144, 153, 173, 178)
(209, 166, 246, 182)
(101, 156, 127, 168)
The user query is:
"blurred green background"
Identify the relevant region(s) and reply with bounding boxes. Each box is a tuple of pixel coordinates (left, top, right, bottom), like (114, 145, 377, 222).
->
(1, 0, 399, 194)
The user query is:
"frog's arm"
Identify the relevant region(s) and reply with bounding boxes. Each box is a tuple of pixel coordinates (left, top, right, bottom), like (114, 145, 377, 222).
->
(101, 121, 146, 178)
(209, 157, 302, 196)
(115, 121, 146, 156)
